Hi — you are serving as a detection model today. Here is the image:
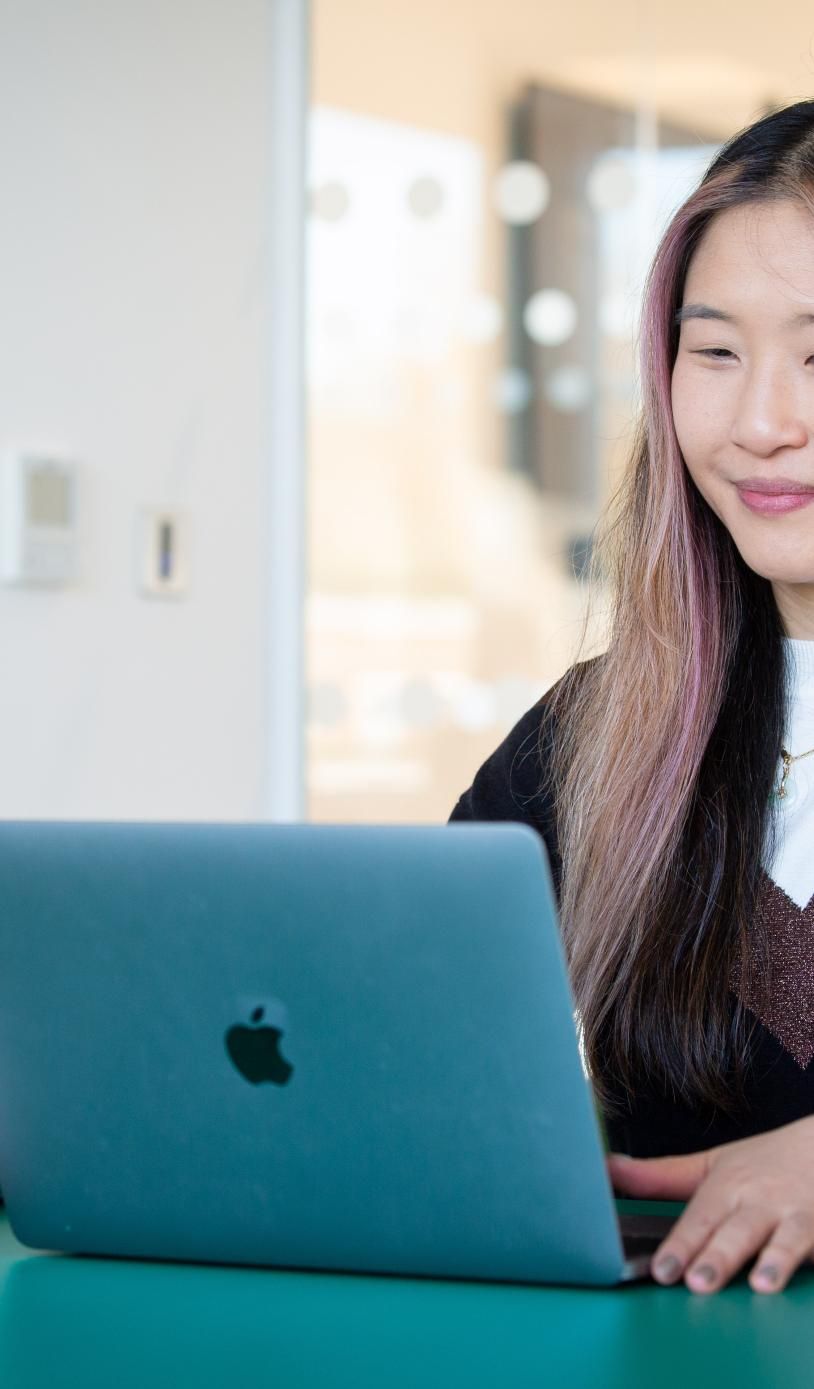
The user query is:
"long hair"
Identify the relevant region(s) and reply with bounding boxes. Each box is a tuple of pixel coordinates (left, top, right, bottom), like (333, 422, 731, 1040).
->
(543, 101, 814, 1121)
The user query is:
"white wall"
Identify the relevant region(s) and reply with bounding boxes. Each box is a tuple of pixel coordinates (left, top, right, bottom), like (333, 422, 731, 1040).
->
(0, 0, 293, 819)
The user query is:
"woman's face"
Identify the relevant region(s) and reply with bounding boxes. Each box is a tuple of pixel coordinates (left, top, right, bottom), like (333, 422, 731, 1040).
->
(671, 198, 814, 635)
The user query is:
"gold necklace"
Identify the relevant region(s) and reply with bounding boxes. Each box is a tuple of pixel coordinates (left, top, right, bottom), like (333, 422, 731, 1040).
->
(775, 744, 814, 801)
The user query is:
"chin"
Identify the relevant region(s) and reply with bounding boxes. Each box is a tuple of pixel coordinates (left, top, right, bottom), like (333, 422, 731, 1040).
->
(729, 538, 808, 584)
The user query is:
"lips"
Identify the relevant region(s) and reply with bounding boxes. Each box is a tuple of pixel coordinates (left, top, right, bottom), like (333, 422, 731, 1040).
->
(736, 486, 814, 515)
(735, 478, 814, 495)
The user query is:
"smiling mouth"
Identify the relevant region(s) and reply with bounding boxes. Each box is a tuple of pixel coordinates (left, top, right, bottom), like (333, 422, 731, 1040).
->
(735, 486, 814, 514)
(735, 481, 814, 496)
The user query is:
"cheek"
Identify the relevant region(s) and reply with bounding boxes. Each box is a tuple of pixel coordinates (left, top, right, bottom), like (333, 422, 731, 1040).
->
(671, 364, 714, 468)
(670, 368, 725, 515)
(670, 364, 692, 451)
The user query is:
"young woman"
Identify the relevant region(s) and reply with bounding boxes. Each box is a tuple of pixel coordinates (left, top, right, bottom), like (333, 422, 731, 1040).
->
(450, 99, 814, 1296)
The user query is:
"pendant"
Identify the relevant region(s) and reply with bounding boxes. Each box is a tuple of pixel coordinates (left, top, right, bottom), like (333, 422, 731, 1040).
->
(773, 751, 793, 807)
(776, 776, 799, 809)
(773, 751, 806, 809)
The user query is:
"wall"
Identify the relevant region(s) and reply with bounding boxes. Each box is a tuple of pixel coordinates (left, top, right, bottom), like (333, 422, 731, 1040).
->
(0, 0, 273, 819)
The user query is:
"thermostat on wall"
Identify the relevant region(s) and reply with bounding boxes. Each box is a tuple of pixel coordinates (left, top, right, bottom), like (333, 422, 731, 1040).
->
(0, 452, 78, 586)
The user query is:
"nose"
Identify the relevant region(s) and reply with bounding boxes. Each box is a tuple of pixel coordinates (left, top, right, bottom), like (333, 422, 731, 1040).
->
(730, 362, 809, 456)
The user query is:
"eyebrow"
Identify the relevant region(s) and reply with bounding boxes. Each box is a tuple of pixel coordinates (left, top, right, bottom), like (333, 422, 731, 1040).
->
(674, 302, 814, 328)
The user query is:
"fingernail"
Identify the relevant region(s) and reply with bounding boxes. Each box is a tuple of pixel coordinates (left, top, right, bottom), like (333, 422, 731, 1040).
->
(689, 1264, 717, 1287)
(608, 1152, 633, 1162)
(755, 1264, 780, 1287)
(653, 1254, 681, 1282)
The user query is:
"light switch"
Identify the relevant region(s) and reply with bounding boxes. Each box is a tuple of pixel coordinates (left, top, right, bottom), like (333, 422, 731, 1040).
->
(137, 509, 188, 598)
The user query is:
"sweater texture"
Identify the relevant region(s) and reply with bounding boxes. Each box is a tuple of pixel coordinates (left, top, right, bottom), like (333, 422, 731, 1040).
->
(448, 638, 814, 1157)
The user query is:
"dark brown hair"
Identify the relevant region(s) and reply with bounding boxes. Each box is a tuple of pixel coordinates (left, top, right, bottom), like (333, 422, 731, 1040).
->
(543, 101, 814, 1119)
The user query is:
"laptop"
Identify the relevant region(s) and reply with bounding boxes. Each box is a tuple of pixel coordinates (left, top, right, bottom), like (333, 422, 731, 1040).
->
(0, 819, 675, 1285)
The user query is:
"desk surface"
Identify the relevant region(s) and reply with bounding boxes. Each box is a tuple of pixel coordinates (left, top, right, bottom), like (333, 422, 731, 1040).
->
(1, 1205, 814, 1389)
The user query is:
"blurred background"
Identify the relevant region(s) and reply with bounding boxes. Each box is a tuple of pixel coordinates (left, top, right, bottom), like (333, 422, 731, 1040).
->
(0, 0, 810, 824)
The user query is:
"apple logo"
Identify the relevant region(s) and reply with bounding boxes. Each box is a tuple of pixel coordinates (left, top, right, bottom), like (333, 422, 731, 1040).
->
(225, 1005, 294, 1086)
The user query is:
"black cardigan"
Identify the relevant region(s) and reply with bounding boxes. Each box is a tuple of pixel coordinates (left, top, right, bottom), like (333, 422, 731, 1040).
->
(448, 663, 814, 1158)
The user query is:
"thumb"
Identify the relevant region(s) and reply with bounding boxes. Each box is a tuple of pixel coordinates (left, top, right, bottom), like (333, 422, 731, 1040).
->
(606, 1149, 711, 1200)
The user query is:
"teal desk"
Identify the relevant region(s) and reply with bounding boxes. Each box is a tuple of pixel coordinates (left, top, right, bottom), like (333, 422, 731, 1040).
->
(1, 1204, 813, 1388)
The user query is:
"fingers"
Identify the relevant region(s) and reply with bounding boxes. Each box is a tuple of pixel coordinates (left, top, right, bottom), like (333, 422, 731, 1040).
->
(652, 1202, 775, 1292)
(619, 1118, 814, 1293)
(747, 1211, 814, 1294)
(607, 1149, 711, 1201)
(652, 1203, 814, 1294)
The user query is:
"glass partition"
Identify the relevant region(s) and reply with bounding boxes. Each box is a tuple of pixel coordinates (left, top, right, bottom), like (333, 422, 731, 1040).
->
(307, 0, 784, 822)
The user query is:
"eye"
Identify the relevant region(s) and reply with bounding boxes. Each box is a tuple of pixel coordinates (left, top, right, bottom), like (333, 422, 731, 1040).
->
(692, 347, 736, 360)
